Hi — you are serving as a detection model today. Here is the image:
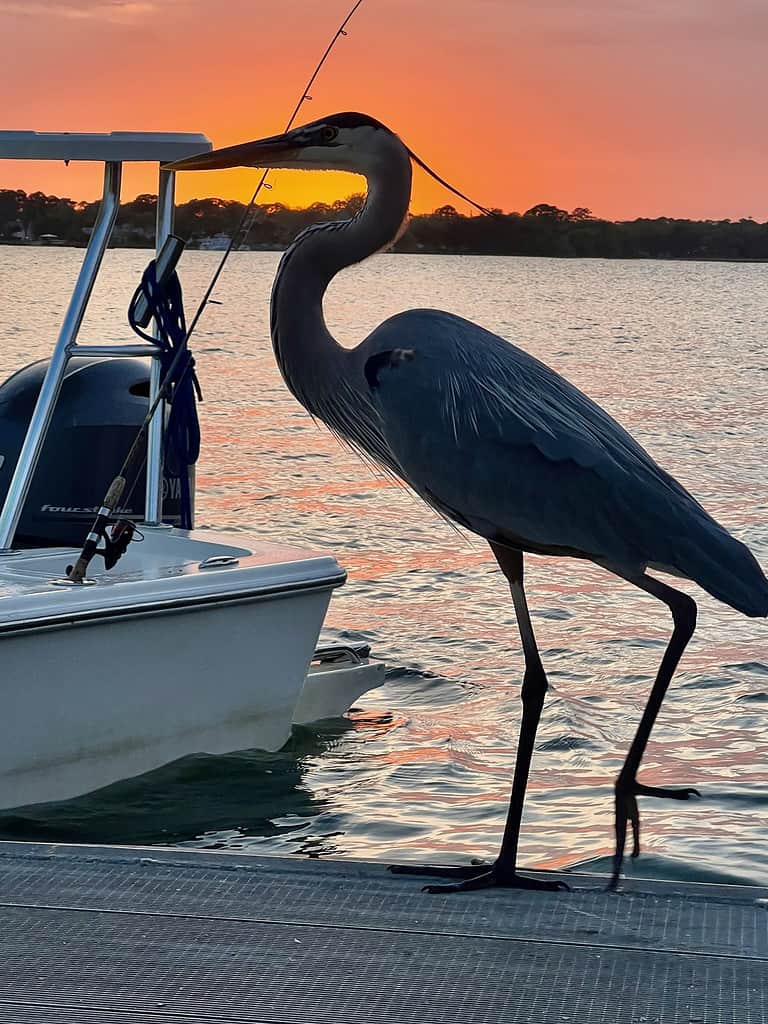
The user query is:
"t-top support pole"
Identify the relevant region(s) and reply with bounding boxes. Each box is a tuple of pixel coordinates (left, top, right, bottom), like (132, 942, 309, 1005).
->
(0, 161, 123, 551)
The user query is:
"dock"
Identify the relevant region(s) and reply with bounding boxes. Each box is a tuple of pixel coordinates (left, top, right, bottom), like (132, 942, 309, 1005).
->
(1, 841, 766, 1022)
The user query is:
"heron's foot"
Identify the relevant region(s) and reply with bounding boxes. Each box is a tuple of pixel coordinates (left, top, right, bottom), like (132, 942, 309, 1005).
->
(388, 860, 491, 881)
(388, 860, 568, 894)
(610, 777, 701, 890)
(421, 865, 570, 895)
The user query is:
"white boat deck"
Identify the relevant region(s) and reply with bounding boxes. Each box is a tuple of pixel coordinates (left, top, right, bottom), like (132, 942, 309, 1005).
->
(0, 841, 766, 1022)
(0, 530, 353, 811)
(0, 527, 344, 633)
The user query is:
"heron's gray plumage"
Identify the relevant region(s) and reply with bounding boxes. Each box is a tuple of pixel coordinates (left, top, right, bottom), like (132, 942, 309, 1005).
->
(171, 109, 767, 891)
(263, 114, 767, 619)
(268, 125, 412, 479)
(363, 308, 767, 616)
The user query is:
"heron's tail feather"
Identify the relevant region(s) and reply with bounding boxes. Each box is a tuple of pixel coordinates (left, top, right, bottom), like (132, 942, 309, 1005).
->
(673, 523, 768, 618)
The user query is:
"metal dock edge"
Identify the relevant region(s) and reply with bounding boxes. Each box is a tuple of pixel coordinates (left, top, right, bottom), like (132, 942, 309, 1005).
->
(1, 840, 766, 1022)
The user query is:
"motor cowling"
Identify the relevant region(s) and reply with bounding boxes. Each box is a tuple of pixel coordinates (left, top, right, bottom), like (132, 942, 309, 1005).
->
(0, 356, 193, 548)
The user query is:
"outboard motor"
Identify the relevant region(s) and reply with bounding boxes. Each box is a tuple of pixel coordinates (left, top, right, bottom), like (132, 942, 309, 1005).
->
(0, 356, 193, 548)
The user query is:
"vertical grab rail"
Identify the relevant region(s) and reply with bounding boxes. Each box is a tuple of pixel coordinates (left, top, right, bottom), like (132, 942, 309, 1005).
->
(144, 167, 176, 525)
(0, 161, 123, 551)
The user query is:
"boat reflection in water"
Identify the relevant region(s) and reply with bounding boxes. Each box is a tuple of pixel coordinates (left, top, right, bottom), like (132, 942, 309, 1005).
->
(0, 720, 354, 854)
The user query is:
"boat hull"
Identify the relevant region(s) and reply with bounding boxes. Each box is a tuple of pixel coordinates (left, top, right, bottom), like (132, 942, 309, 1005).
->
(1, 587, 332, 810)
(0, 526, 354, 811)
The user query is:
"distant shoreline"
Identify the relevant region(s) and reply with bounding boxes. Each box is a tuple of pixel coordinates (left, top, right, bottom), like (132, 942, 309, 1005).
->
(2, 239, 767, 265)
(3, 191, 767, 261)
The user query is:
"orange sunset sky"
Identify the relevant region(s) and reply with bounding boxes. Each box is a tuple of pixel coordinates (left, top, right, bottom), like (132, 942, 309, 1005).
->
(0, 0, 766, 220)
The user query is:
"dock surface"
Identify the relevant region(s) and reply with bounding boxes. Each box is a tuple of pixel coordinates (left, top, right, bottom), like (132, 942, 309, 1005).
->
(1, 841, 766, 1023)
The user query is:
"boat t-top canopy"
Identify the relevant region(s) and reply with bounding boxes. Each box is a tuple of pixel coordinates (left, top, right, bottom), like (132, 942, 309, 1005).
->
(0, 131, 211, 163)
(0, 129, 213, 550)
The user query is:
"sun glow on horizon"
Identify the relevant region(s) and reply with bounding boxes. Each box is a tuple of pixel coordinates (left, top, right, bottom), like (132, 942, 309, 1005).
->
(0, 1, 765, 222)
(0, 164, 488, 218)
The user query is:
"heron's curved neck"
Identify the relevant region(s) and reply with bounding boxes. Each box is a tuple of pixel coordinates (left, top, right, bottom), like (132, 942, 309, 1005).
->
(270, 143, 412, 418)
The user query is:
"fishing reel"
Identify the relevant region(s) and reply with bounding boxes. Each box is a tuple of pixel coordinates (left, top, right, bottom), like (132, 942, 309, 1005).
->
(95, 518, 137, 570)
(65, 517, 137, 580)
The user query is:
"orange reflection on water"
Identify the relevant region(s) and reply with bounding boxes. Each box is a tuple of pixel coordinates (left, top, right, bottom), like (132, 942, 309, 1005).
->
(5, 249, 764, 878)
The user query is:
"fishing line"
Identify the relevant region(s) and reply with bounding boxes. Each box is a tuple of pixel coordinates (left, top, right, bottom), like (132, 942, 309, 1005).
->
(406, 147, 494, 217)
(66, 0, 495, 582)
(140, 0, 491, 373)
(132, 0, 370, 482)
(181, 0, 493, 338)
(181, 0, 368, 341)
(65, 1, 367, 583)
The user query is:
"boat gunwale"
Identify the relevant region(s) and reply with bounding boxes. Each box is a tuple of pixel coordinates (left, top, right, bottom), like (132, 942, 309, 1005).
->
(0, 569, 346, 639)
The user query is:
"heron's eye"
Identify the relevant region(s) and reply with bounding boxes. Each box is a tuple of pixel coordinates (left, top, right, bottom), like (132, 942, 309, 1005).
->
(320, 125, 338, 144)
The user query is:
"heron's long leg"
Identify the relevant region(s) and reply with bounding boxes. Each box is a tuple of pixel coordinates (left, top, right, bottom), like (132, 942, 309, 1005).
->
(610, 572, 698, 889)
(392, 544, 567, 894)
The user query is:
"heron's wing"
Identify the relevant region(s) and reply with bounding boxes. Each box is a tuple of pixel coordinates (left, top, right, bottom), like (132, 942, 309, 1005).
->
(361, 309, 706, 569)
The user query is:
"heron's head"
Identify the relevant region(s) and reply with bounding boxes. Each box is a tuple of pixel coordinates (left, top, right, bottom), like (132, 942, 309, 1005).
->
(163, 112, 403, 175)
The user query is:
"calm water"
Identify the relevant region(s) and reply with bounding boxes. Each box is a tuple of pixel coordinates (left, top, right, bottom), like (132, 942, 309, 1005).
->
(1, 247, 766, 884)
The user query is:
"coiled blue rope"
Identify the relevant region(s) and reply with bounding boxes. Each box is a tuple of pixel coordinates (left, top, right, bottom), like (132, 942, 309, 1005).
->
(128, 261, 201, 530)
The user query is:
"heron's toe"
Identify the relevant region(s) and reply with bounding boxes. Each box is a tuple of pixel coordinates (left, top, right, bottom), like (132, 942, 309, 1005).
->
(423, 869, 570, 895)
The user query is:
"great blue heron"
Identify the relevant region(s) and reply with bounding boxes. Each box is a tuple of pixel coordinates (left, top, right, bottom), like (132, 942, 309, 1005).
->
(167, 112, 768, 892)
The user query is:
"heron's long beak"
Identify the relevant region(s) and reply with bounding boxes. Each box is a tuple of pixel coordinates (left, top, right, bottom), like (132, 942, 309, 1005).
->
(163, 132, 301, 172)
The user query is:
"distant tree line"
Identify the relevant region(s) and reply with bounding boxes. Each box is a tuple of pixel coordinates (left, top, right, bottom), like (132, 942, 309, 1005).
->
(2, 188, 768, 260)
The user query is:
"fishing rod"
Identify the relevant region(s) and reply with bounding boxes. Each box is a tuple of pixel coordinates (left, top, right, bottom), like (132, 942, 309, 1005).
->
(177, 0, 369, 332)
(65, 0, 368, 583)
(66, 0, 495, 583)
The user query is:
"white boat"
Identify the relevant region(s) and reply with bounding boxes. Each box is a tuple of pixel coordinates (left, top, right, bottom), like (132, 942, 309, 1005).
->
(196, 232, 233, 250)
(0, 130, 384, 812)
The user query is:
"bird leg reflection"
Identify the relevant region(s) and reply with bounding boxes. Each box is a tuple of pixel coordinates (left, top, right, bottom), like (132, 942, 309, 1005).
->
(390, 544, 568, 895)
(610, 572, 699, 890)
